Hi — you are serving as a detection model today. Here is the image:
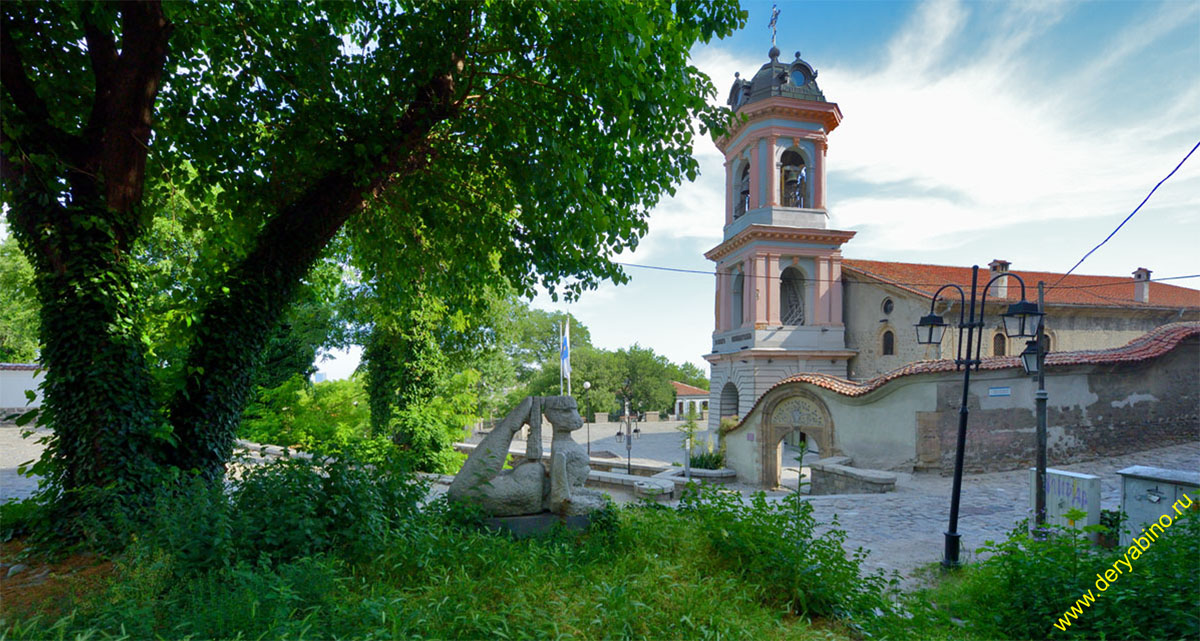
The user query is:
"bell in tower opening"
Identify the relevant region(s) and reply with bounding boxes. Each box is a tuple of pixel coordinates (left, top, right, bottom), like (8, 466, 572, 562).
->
(780, 150, 807, 208)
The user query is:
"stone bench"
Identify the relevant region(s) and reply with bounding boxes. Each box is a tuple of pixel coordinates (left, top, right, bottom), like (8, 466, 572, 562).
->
(652, 466, 737, 492)
(809, 456, 896, 494)
(587, 470, 674, 501)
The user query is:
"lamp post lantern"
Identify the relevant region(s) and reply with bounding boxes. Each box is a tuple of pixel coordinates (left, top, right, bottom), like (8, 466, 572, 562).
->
(914, 265, 1042, 567)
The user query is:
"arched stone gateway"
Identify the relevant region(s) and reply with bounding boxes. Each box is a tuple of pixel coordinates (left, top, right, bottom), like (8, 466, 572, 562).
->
(762, 391, 835, 488)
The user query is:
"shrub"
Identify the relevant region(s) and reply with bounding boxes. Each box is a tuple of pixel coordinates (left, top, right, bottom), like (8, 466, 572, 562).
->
(0, 497, 39, 542)
(678, 483, 898, 629)
(690, 449, 725, 470)
(931, 511, 1200, 640)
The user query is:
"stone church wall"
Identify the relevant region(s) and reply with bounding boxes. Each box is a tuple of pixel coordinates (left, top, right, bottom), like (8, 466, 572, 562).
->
(842, 276, 1198, 381)
(724, 329, 1198, 483)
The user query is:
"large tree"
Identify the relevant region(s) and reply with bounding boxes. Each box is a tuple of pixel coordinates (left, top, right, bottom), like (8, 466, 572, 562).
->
(1, 1, 742, 522)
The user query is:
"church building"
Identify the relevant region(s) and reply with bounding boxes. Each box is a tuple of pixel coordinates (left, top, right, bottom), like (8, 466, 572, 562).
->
(704, 46, 1200, 431)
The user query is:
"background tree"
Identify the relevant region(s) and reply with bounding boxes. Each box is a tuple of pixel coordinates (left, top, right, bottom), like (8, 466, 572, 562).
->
(0, 234, 38, 362)
(1, 0, 742, 527)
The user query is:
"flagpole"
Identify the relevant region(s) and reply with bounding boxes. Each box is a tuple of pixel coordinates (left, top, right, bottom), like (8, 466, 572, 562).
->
(565, 316, 571, 397)
(559, 321, 564, 395)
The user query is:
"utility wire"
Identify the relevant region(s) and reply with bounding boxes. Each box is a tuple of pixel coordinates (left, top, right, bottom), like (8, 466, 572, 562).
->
(615, 260, 1199, 291)
(1049, 140, 1199, 290)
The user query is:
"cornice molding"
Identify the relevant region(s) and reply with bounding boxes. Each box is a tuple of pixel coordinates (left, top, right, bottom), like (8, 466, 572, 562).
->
(705, 224, 856, 261)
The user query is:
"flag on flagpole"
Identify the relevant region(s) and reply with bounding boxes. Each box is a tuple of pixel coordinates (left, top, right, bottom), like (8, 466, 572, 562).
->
(561, 319, 571, 376)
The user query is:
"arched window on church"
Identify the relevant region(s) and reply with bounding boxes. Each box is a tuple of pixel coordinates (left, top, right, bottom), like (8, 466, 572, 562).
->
(732, 271, 745, 327)
(882, 330, 895, 356)
(993, 333, 1006, 356)
(780, 150, 807, 208)
(1040, 334, 1051, 354)
(735, 164, 751, 218)
(780, 266, 805, 325)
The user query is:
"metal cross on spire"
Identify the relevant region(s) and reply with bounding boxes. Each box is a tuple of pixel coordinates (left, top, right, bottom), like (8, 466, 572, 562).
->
(769, 4, 780, 46)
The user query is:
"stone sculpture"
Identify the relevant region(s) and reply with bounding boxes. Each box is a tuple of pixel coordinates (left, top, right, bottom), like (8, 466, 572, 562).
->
(448, 395, 605, 517)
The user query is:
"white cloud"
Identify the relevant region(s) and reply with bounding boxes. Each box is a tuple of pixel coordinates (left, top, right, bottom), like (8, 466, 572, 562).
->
(815, 0, 1200, 258)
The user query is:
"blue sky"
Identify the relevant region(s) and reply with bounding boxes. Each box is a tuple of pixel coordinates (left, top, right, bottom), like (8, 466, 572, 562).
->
(338, 0, 1198, 379)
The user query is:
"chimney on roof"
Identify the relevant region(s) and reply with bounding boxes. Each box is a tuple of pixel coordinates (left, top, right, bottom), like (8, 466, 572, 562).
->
(1133, 267, 1152, 303)
(988, 259, 1011, 299)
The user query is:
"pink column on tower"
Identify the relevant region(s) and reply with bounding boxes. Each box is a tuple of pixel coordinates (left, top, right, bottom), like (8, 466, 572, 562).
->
(754, 253, 769, 326)
(815, 139, 827, 209)
(830, 257, 844, 325)
(724, 159, 734, 225)
(767, 137, 778, 206)
(765, 254, 780, 325)
(749, 144, 761, 210)
(815, 257, 831, 325)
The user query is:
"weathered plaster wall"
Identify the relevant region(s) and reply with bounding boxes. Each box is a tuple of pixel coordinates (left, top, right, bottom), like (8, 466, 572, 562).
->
(724, 335, 1199, 484)
(843, 277, 942, 380)
(0, 368, 43, 420)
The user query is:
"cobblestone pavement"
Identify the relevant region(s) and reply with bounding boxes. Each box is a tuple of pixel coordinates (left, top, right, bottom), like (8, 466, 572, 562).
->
(768, 441, 1200, 582)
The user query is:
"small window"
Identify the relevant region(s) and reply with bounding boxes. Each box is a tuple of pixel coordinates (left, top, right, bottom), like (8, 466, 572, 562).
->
(1040, 334, 1051, 353)
(993, 333, 1006, 356)
(881, 298, 894, 315)
(882, 330, 895, 356)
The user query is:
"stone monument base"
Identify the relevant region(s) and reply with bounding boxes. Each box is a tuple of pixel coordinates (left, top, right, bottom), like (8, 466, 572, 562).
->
(484, 512, 593, 539)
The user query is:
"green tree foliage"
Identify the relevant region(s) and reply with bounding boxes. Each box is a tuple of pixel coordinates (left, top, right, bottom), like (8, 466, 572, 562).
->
(240, 375, 370, 452)
(0, 234, 38, 362)
(615, 345, 676, 414)
(0, 0, 744, 526)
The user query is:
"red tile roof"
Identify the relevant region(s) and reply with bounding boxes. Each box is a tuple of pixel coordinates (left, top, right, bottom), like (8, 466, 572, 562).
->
(671, 380, 709, 397)
(842, 259, 1200, 310)
(732, 322, 1200, 428)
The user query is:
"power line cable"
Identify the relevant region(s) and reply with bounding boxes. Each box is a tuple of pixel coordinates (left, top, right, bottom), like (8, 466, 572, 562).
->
(1049, 140, 1199, 290)
(615, 260, 1199, 291)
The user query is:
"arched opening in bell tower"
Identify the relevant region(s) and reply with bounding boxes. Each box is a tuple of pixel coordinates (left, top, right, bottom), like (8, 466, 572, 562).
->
(780, 266, 805, 326)
(780, 149, 807, 208)
(735, 163, 751, 218)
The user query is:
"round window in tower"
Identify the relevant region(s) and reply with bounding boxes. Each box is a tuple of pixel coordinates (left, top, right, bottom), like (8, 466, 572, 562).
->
(881, 298, 894, 315)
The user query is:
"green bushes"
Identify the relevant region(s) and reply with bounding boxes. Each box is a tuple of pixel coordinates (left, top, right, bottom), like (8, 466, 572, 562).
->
(924, 512, 1200, 640)
(126, 451, 427, 576)
(5, 461, 906, 640)
(689, 448, 725, 470)
(679, 484, 899, 628)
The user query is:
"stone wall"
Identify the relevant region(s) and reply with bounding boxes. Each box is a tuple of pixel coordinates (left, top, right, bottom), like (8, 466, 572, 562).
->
(724, 325, 1200, 484)
(927, 337, 1200, 474)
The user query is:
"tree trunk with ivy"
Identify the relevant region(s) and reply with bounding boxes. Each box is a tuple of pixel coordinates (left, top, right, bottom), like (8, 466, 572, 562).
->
(1, 0, 744, 531)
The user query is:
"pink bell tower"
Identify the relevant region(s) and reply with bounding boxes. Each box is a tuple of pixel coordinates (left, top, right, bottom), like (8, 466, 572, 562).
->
(705, 46, 855, 429)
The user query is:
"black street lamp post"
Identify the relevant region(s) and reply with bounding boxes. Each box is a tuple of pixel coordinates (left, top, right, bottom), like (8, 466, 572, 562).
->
(1018, 282, 1049, 532)
(915, 265, 1042, 567)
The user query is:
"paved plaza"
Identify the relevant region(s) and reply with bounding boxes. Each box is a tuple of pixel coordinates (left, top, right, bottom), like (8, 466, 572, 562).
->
(4, 421, 1196, 583)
